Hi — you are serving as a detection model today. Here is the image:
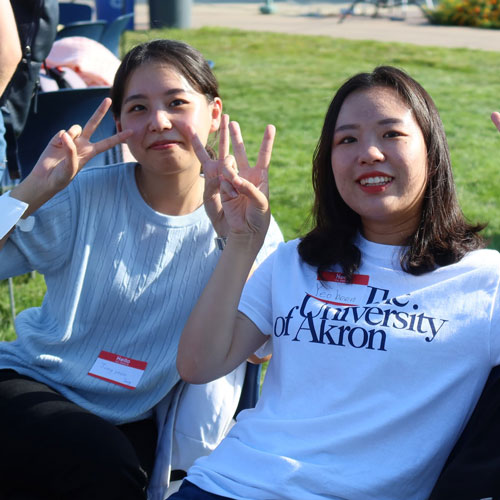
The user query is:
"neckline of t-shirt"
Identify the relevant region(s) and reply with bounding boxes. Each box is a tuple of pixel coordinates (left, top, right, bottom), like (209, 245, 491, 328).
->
(125, 163, 207, 227)
(356, 233, 404, 268)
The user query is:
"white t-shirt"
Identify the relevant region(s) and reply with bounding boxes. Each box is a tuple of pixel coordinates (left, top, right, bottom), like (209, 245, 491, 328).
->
(186, 236, 500, 500)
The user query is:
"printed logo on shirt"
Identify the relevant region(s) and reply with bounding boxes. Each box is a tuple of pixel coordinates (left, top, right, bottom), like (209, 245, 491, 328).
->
(273, 273, 449, 352)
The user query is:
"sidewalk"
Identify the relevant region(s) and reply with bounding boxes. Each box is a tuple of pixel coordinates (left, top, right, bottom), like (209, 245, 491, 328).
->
(134, 1, 500, 52)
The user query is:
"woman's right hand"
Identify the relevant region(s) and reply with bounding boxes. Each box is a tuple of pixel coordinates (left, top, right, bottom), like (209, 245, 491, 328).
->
(10, 98, 132, 212)
(30, 98, 131, 193)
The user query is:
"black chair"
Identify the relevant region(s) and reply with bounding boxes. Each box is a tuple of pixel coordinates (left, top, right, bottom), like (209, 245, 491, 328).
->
(235, 362, 262, 417)
(58, 2, 93, 25)
(17, 87, 122, 180)
(429, 365, 500, 499)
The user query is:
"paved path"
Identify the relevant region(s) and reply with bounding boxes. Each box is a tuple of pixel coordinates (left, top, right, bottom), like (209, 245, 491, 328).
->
(134, 1, 500, 52)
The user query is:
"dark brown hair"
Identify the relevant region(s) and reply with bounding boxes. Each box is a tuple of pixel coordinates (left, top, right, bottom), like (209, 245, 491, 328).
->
(110, 39, 219, 118)
(298, 65, 485, 280)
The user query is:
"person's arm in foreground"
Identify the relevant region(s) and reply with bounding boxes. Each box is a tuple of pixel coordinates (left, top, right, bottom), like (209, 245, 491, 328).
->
(0, 0, 22, 97)
(177, 120, 276, 384)
(0, 98, 131, 250)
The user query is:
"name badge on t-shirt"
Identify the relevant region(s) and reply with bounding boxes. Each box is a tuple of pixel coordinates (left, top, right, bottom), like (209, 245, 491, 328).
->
(88, 351, 147, 390)
(311, 272, 370, 307)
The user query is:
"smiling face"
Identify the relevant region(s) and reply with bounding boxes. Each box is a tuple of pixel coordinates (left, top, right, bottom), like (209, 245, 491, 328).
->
(116, 61, 222, 178)
(330, 86, 428, 245)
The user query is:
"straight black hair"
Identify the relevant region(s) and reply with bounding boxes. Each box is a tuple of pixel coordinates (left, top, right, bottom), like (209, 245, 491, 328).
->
(298, 66, 485, 281)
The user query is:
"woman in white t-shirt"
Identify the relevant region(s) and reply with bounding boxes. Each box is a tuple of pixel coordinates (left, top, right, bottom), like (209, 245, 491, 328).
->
(173, 66, 500, 500)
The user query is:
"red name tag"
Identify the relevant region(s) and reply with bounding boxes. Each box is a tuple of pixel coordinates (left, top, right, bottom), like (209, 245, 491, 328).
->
(318, 272, 370, 285)
(88, 351, 147, 390)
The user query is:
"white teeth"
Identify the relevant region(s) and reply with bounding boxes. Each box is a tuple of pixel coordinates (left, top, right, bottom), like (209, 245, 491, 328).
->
(360, 176, 392, 186)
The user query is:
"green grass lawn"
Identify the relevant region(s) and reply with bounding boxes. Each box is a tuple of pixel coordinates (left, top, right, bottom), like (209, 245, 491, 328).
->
(1, 27, 500, 341)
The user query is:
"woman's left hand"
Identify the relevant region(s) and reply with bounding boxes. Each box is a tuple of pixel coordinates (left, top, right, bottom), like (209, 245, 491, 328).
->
(190, 114, 276, 240)
(218, 120, 275, 240)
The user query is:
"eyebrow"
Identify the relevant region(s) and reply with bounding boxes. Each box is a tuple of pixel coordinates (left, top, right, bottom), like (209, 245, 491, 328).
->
(334, 118, 405, 133)
(123, 88, 190, 105)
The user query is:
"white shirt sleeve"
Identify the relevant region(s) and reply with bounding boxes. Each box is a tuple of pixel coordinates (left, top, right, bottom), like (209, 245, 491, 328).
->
(0, 191, 29, 238)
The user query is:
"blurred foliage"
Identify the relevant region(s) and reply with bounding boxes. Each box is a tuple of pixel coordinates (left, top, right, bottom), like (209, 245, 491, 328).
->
(424, 0, 500, 28)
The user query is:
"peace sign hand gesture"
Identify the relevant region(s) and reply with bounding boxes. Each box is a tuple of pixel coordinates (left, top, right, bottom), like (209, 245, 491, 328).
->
(190, 114, 276, 243)
(28, 98, 132, 195)
(219, 120, 275, 238)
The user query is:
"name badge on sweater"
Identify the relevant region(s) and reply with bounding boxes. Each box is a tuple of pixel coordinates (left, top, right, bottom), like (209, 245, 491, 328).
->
(88, 351, 147, 390)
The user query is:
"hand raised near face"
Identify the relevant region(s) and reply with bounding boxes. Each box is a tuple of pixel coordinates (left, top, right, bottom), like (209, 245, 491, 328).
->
(218, 120, 275, 238)
(189, 115, 275, 241)
(29, 98, 132, 196)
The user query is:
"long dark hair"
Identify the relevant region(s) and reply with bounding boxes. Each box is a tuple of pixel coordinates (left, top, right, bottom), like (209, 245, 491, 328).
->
(298, 65, 485, 281)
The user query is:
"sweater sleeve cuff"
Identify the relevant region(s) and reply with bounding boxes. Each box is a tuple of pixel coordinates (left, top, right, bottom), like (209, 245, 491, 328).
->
(0, 190, 29, 238)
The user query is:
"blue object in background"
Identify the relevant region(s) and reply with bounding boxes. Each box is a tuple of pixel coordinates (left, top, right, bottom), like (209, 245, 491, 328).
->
(55, 20, 108, 42)
(58, 3, 93, 25)
(95, 0, 135, 29)
(100, 13, 135, 56)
